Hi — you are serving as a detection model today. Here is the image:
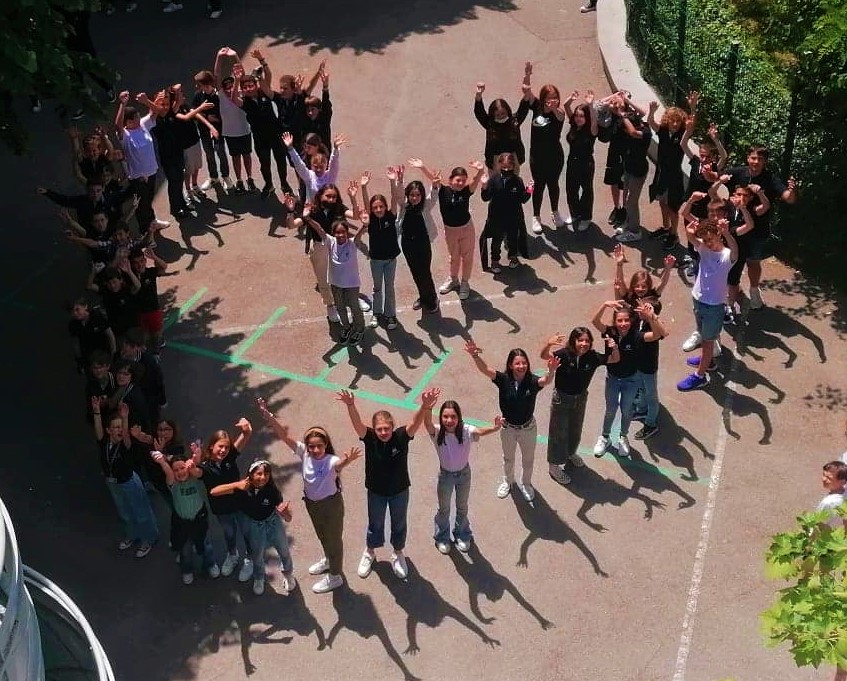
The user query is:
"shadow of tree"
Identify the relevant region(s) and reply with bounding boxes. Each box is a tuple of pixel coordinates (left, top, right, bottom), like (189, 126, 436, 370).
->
(802, 384, 847, 411)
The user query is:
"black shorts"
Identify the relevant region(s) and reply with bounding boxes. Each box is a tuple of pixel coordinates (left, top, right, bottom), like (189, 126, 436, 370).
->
(225, 134, 253, 156)
(603, 162, 624, 187)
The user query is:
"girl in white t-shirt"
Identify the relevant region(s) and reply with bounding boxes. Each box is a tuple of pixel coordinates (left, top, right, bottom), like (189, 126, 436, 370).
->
(257, 398, 362, 594)
(423, 392, 502, 554)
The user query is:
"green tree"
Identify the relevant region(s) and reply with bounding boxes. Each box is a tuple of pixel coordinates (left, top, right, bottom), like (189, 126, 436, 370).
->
(0, 0, 114, 154)
(761, 504, 847, 678)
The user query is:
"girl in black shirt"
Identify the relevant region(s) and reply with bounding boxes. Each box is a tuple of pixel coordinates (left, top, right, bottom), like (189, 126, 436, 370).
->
(564, 92, 599, 232)
(464, 341, 558, 502)
(480, 152, 532, 271)
(394, 167, 439, 313)
(647, 103, 688, 249)
(541, 327, 619, 486)
(473, 78, 530, 171)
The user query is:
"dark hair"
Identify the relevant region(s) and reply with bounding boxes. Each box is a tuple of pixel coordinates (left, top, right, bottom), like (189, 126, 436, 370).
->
(71, 296, 90, 310)
(611, 304, 636, 331)
(487, 98, 514, 120)
(566, 103, 591, 143)
(505, 348, 531, 382)
(221, 76, 235, 88)
(279, 74, 296, 89)
(129, 245, 145, 259)
(123, 327, 145, 348)
(303, 132, 328, 152)
(694, 217, 720, 237)
(369, 194, 389, 211)
(496, 151, 518, 170)
(567, 326, 594, 355)
(113, 358, 139, 381)
(102, 267, 122, 282)
(538, 84, 561, 105)
(404, 180, 426, 213)
(303, 426, 337, 456)
(304, 96, 321, 110)
(331, 219, 350, 235)
(122, 106, 139, 123)
(86, 177, 104, 189)
(824, 461, 847, 482)
(157, 418, 182, 448)
(747, 144, 769, 161)
(626, 270, 658, 302)
(449, 166, 468, 179)
(88, 349, 111, 368)
(194, 70, 215, 86)
(436, 401, 464, 447)
(316, 183, 347, 218)
(170, 454, 189, 464)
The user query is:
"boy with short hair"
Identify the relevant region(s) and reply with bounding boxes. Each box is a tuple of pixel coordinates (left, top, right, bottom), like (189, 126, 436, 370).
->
(68, 298, 116, 371)
(192, 70, 231, 191)
(129, 246, 167, 351)
(677, 218, 737, 391)
(817, 461, 847, 528)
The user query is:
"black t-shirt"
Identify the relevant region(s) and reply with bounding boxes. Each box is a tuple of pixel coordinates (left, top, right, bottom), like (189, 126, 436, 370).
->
(175, 106, 201, 149)
(79, 155, 111, 182)
(657, 126, 684, 173)
(623, 124, 651, 177)
(727, 165, 786, 238)
(99, 281, 138, 335)
(275, 92, 305, 140)
(192, 91, 222, 135)
(628, 298, 663, 374)
(686, 157, 717, 218)
(492, 371, 542, 425)
(361, 426, 413, 496)
(367, 211, 401, 261)
(566, 123, 596, 160)
(529, 100, 564, 157)
(151, 114, 182, 162)
(200, 446, 243, 515)
(236, 482, 282, 521)
(69, 308, 112, 357)
(99, 437, 134, 483)
(438, 186, 472, 227)
(604, 325, 643, 378)
(134, 267, 159, 313)
(241, 92, 282, 139)
(552, 349, 607, 394)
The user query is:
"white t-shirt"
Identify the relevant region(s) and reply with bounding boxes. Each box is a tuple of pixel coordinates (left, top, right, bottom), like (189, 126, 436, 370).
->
(841, 450, 847, 465)
(817, 491, 846, 528)
(295, 441, 340, 501)
(122, 114, 159, 180)
(219, 93, 251, 137)
(692, 245, 733, 306)
(430, 424, 478, 472)
(324, 234, 360, 288)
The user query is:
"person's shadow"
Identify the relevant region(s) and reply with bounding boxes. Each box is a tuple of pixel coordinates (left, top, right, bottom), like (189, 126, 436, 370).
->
(545, 222, 616, 283)
(499, 269, 559, 299)
(371, 324, 439, 370)
(566, 464, 666, 530)
(326, 586, 421, 681)
(511, 488, 609, 578)
(643, 405, 713, 482)
(746, 302, 827, 365)
(417, 311, 472, 353)
(374, 560, 501, 656)
(347, 339, 413, 393)
(613, 452, 697, 511)
(458, 296, 521, 335)
(447, 543, 555, 629)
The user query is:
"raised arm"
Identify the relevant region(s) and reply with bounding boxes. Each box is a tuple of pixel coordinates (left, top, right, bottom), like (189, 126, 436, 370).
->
(387, 166, 403, 213)
(474, 416, 504, 439)
(304, 60, 325, 96)
(636, 302, 667, 342)
(233, 417, 253, 451)
(563, 90, 577, 121)
(151, 451, 175, 486)
(592, 300, 619, 333)
(474, 83, 489, 128)
(540, 332, 568, 361)
(612, 243, 628, 299)
(463, 340, 497, 380)
(719, 219, 739, 264)
(681, 117, 696, 161)
(256, 398, 299, 452)
(250, 49, 272, 96)
(335, 446, 364, 472)
(537, 354, 561, 388)
(91, 397, 105, 440)
(282, 132, 311, 182)
(655, 254, 676, 296)
(336, 390, 368, 438)
(586, 90, 598, 137)
(118, 402, 132, 449)
(521, 61, 536, 104)
(114, 91, 130, 136)
(407, 158, 439, 184)
(467, 161, 485, 193)
(210, 478, 249, 496)
(748, 183, 772, 216)
(408, 388, 440, 438)
(709, 124, 728, 169)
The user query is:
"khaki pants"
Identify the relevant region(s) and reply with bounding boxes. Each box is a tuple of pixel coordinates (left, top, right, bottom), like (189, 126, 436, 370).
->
(309, 240, 334, 306)
(500, 420, 536, 486)
(444, 221, 476, 281)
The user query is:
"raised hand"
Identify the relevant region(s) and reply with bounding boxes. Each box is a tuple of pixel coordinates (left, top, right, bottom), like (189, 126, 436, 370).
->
(333, 133, 348, 148)
(546, 354, 562, 372)
(663, 254, 677, 268)
(347, 180, 359, 198)
(707, 122, 719, 139)
(118, 402, 129, 419)
(464, 339, 482, 357)
(90, 396, 102, 412)
(196, 101, 214, 112)
(469, 160, 484, 171)
(567, 90, 579, 103)
(613, 243, 627, 264)
(421, 387, 441, 409)
(302, 201, 312, 218)
(648, 100, 659, 112)
(189, 440, 202, 460)
(320, 69, 330, 88)
(151, 451, 165, 463)
(118, 90, 130, 104)
(295, 74, 305, 92)
(360, 170, 371, 187)
(235, 417, 252, 434)
(604, 335, 617, 351)
(476, 82, 485, 95)
(585, 89, 595, 105)
(547, 332, 568, 347)
(232, 63, 245, 79)
(336, 389, 355, 406)
(249, 49, 264, 62)
(281, 131, 294, 148)
(748, 183, 761, 194)
(407, 157, 423, 169)
(524, 61, 532, 76)
(686, 90, 700, 109)
(256, 397, 274, 421)
(385, 166, 398, 181)
(346, 446, 363, 463)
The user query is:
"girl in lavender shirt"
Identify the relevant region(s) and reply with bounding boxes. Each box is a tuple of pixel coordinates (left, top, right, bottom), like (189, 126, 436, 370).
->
(282, 131, 346, 201)
(423, 392, 502, 555)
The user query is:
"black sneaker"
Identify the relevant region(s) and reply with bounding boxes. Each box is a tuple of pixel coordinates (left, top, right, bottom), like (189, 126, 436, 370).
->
(233, 180, 246, 195)
(385, 316, 399, 330)
(607, 208, 617, 225)
(348, 331, 364, 345)
(246, 178, 258, 193)
(614, 207, 627, 225)
(662, 234, 678, 251)
(338, 328, 351, 345)
(649, 229, 666, 240)
(423, 302, 440, 314)
(412, 299, 422, 311)
(634, 424, 659, 441)
(260, 184, 274, 199)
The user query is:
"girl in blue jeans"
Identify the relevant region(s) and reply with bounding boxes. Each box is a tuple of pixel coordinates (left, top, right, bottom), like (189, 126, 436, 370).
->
(423, 396, 502, 554)
(591, 300, 666, 458)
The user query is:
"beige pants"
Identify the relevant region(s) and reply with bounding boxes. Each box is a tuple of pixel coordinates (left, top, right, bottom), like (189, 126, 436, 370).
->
(444, 221, 476, 281)
(309, 241, 334, 306)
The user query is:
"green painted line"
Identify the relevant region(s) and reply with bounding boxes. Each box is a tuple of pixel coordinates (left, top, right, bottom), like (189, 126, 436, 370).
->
(317, 347, 349, 381)
(164, 287, 208, 330)
(403, 350, 452, 407)
(232, 306, 287, 360)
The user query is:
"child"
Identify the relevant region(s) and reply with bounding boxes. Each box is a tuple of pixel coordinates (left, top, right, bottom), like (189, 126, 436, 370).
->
(192, 70, 230, 190)
(423, 395, 502, 554)
(647, 99, 691, 248)
(91, 266, 141, 340)
(283, 130, 344, 201)
(68, 297, 116, 371)
(614, 111, 652, 243)
(473, 76, 529, 172)
(85, 350, 115, 423)
(151, 452, 219, 584)
(128, 246, 167, 352)
(198, 418, 255, 581)
(257, 398, 362, 594)
(130, 417, 184, 510)
(120, 328, 167, 422)
(677, 218, 737, 391)
(91, 401, 158, 557)
(337, 388, 437, 581)
(592, 299, 666, 456)
(358, 170, 401, 330)
(214, 48, 256, 194)
(302, 66, 332, 144)
(480, 151, 532, 272)
(211, 460, 296, 596)
(563, 90, 598, 232)
(817, 461, 847, 529)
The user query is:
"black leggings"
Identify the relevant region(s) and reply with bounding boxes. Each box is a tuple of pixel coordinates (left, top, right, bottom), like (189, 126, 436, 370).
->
(401, 236, 437, 310)
(129, 174, 157, 228)
(530, 152, 565, 215)
(160, 156, 187, 215)
(565, 156, 595, 222)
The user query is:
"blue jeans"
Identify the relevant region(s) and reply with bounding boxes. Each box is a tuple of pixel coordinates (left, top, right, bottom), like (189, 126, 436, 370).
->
(105, 473, 159, 544)
(247, 513, 293, 580)
(366, 488, 409, 551)
(369, 258, 397, 317)
(217, 511, 250, 557)
(602, 374, 640, 437)
(434, 465, 472, 544)
(634, 371, 659, 428)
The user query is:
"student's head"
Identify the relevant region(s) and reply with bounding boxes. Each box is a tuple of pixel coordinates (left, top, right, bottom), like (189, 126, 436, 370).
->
(448, 167, 468, 191)
(706, 199, 728, 221)
(170, 455, 192, 482)
(71, 297, 91, 321)
(438, 400, 463, 433)
(194, 70, 216, 93)
(612, 305, 635, 335)
(305, 96, 322, 120)
(82, 134, 103, 159)
(730, 185, 754, 209)
(240, 75, 259, 97)
(661, 106, 687, 133)
(156, 419, 180, 447)
(568, 326, 594, 356)
(488, 98, 513, 123)
(204, 430, 233, 462)
(506, 348, 531, 381)
(697, 140, 718, 165)
(497, 152, 517, 173)
(405, 180, 425, 206)
(302, 133, 327, 158)
(167, 85, 185, 111)
(303, 426, 336, 459)
(88, 350, 111, 378)
(331, 219, 351, 244)
(369, 194, 389, 218)
(86, 178, 105, 202)
(129, 246, 146, 273)
(220, 76, 235, 95)
(247, 459, 272, 488)
(90, 211, 109, 235)
(694, 218, 723, 251)
(316, 183, 340, 209)
(121, 327, 145, 356)
(371, 411, 395, 442)
(102, 268, 124, 293)
(746, 144, 769, 173)
(571, 103, 590, 129)
(113, 359, 136, 387)
(310, 151, 329, 176)
(609, 94, 627, 116)
(106, 413, 124, 441)
(538, 84, 561, 111)
(278, 75, 296, 99)
(123, 106, 140, 129)
(101, 166, 115, 186)
(113, 223, 131, 245)
(822, 461, 847, 493)
(629, 270, 655, 299)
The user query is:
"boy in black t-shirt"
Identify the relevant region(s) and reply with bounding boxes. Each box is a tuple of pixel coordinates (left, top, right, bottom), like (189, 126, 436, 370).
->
(69, 297, 116, 371)
(193, 70, 231, 190)
(129, 246, 167, 351)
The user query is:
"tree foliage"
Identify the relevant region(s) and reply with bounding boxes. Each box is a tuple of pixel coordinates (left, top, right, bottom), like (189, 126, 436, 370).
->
(0, 0, 114, 154)
(761, 504, 847, 670)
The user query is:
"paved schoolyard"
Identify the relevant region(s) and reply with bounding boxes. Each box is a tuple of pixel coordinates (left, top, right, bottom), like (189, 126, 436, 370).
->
(1, 1, 845, 680)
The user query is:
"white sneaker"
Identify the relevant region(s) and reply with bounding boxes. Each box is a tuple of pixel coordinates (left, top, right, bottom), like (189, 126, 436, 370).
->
(209, 8, 223, 18)
(593, 436, 609, 457)
(439, 278, 459, 294)
(552, 211, 567, 228)
(208, 564, 221, 579)
(357, 297, 371, 312)
(182, 573, 194, 585)
(548, 464, 571, 486)
(280, 572, 297, 592)
(238, 558, 253, 583)
(496, 478, 511, 499)
(200, 179, 213, 191)
(163, 1, 183, 11)
(617, 435, 631, 458)
(312, 573, 343, 594)
(252, 577, 265, 595)
(357, 551, 375, 578)
(390, 553, 408, 579)
(749, 286, 764, 309)
(436, 541, 451, 555)
(308, 557, 329, 575)
(221, 552, 239, 577)
(455, 538, 471, 553)
(569, 453, 585, 468)
(520, 483, 536, 502)
(458, 281, 470, 300)
(682, 330, 702, 352)
(531, 216, 543, 235)
(221, 176, 232, 190)
(577, 220, 591, 232)
(327, 305, 340, 323)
